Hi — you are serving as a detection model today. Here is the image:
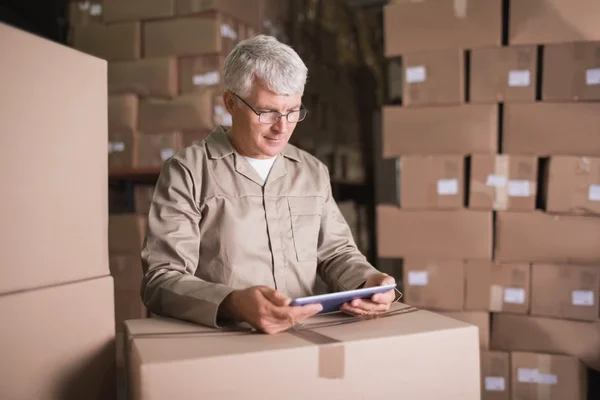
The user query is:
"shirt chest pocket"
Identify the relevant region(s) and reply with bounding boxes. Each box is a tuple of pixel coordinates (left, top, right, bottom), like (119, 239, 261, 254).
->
(287, 197, 322, 263)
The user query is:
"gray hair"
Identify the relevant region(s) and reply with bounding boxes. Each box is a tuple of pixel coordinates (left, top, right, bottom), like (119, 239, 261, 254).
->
(223, 34, 308, 97)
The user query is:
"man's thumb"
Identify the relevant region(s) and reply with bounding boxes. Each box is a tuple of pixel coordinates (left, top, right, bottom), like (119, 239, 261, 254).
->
(260, 288, 291, 306)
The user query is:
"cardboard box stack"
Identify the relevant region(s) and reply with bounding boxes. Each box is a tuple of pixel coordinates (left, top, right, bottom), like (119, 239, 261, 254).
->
(1, 24, 116, 398)
(380, 1, 600, 399)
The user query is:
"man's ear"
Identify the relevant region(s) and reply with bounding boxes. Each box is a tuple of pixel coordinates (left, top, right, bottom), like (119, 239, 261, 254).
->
(223, 91, 236, 114)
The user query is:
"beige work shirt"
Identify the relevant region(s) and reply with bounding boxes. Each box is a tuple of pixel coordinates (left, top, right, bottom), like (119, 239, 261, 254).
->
(140, 127, 378, 328)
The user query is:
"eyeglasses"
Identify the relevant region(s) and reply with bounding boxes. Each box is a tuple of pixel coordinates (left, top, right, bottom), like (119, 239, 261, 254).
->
(233, 93, 308, 124)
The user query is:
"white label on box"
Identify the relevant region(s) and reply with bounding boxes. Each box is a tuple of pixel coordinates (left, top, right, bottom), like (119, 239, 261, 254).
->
(508, 180, 530, 197)
(508, 70, 531, 87)
(221, 24, 238, 41)
(484, 377, 506, 392)
(486, 174, 507, 187)
(437, 179, 459, 195)
(538, 374, 558, 385)
(108, 141, 125, 154)
(589, 184, 600, 201)
(78, 1, 90, 11)
(586, 68, 600, 85)
(160, 148, 175, 161)
(222, 113, 233, 126)
(518, 368, 557, 385)
(504, 287, 526, 304)
(408, 271, 428, 286)
(572, 290, 595, 306)
(193, 71, 220, 86)
(214, 105, 226, 115)
(405, 66, 426, 83)
(89, 3, 103, 16)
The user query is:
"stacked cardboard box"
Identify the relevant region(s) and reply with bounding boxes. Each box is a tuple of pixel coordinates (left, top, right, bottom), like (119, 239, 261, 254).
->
(380, 1, 600, 399)
(0, 24, 116, 398)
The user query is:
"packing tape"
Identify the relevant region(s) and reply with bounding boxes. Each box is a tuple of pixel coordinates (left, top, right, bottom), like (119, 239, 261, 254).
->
(489, 284, 504, 312)
(537, 354, 553, 400)
(454, 0, 468, 18)
(494, 156, 509, 211)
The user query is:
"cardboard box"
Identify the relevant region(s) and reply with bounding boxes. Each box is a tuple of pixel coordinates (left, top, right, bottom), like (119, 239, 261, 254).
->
(439, 311, 490, 349)
(134, 132, 183, 168)
(178, 0, 260, 27)
(545, 156, 600, 215)
(110, 254, 147, 332)
(73, 22, 140, 61)
(543, 42, 600, 101)
(108, 57, 178, 98)
(495, 211, 600, 263)
(377, 207, 492, 259)
(382, 105, 498, 157)
(510, 0, 600, 45)
(139, 92, 214, 133)
(108, 94, 138, 134)
(398, 155, 465, 209)
(469, 154, 538, 211)
(383, 0, 502, 56)
(124, 303, 481, 399)
(403, 259, 464, 311)
(69, 1, 104, 26)
(480, 351, 510, 400)
(470, 46, 538, 103)
(181, 131, 212, 147)
(491, 313, 600, 372)
(511, 352, 587, 400)
(0, 276, 116, 399)
(465, 261, 531, 314)
(503, 103, 600, 156)
(402, 49, 465, 106)
(1, 23, 109, 294)
(108, 131, 134, 170)
(103, 0, 175, 23)
(179, 55, 225, 94)
(133, 186, 155, 216)
(531, 263, 600, 322)
(109, 215, 147, 254)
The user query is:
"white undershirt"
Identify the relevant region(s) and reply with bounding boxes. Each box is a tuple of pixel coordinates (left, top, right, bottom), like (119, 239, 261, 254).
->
(244, 156, 277, 185)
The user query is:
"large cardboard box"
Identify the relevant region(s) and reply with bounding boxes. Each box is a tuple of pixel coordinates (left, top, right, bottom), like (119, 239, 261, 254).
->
(179, 55, 225, 94)
(503, 103, 600, 156)
(469, 154, 538, 211)
(177, 0, 260, 28)
(495, 211, 600, 263)
(544, 156, 600, 215)
(542, 42, 600, 101)
(109, 130, 135, 170)
(109, 215, 147, 254)
(103, 0, 175, 23)
(109, 94, 138, 134)
(402, 50, 465, 106)
(139, 92, 214, 133)
(134, 132, 184, 168)
(383, 0, 502, 56)
(108, 58, 178, 98)
(110, 254, 148, 332)
(402, 259, 464, 311)
(470, 46, 537, 103)
(439, 311, 490, 349)
(73, 22, 141, 61)
(509, 0, 600, 45)
(510, 352, 587, 400)
(382, 105, 498, 156)
(480, 351, 510, 400)
(465, 261, 531, 314)
(124, 303, 481, 399)
(531, 263, 600, 322)
(491, 313, 600, 372)
(377, 207, 493, 259)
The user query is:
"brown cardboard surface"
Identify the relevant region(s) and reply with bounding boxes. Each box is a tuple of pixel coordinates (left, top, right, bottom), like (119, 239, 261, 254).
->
(69, 1, 104, 26)
(103, 0, 175, 23)
(491, 313, 600, 372)
(108, 131, 135, 170)
(438, 311, 490, 349)
(470, 45, 537, 103)
(510, 0, 600, 45)
(480, 350, 510, 400)
(384, 0, 502, 56)
(402, 49, 465, 106)
(377, 207, 492, 259)
(403, 259, 464, 311)
(495, 211, 600, 263)
(110, 254, 147, 332)
(503, 103, 600, 156)
(124, 303, 480, 399)
(179, 55, 225, 94)
(73, 22, 140, 61)
(531, 263, 600, 322)
(543, 42, 600, 101)
(134, 132, 183, 168)
(511, 352, 587, 400)
(108, 57, 178, 98)
(465, 260, 531, 314)
(177, 0, 260, 27)
(181, 131, 212, 147)
(109, 94, 138, 134)
(139, 91, 214, 133)
(545, 156, 600, 215)
(109, 215, 147, 254)
(398, 155, 465, 209)
(133, 186, 155, 216)
(1, 24, 109, 294)
(382, 104, 498, 156)
(469, 154, 538, 211)
(0, 276, 116, 399)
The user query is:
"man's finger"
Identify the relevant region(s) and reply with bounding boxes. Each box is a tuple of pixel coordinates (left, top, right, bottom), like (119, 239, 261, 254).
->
(291, 303, 323, 320)
(349, 299, 389, 312)
(371, 290, 395, 304)
(260, 288, 292, 307)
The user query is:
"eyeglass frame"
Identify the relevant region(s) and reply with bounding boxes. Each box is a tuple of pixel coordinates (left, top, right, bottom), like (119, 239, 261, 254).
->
(231, 92, 308, 124)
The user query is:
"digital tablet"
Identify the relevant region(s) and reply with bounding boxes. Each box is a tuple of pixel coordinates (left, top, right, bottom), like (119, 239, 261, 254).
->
(289, 284, 397, 314)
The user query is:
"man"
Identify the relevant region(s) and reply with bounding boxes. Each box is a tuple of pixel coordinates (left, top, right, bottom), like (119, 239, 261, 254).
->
(140, 35, 396, 335)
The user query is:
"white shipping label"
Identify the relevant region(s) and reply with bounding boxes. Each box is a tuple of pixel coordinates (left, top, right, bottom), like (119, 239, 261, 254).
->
(214, 105, 226, 116)
(408, 271, 428, 286)
(193, 71, 220, 86)
(484, 377, 506, 392)
(89, 3, 103, 16)
(504, 287, 526, 304)
(508, 70, 531, 87)
(586, 68, 600, 85)
(220, 24, 238, 41)
(518, 368, 539, 383)
(589, 184, 600, 201)
(222, 113, 233, 126)
(508, 180, 530, 197)
(486, 174, 507, 187)
(437, 179, 459, 195)
(78, 1, 90, 11)
(538, 374, 558, 385)
(405, 66, 426, 83)
(572, 290, 595, 306)
(108, 141, 125, 154)
(160, 148, 175, 161)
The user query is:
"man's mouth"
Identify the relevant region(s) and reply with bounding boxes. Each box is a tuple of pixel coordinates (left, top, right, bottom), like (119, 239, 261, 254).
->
(264, 136, 282, 143)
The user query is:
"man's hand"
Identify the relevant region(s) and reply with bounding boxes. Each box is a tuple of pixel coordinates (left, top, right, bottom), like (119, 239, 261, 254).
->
(220, 286, 322, 334)
(340, 273, 396, 316)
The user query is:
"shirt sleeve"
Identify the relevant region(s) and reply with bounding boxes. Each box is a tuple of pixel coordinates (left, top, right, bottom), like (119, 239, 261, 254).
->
(140, 157, 234, 328)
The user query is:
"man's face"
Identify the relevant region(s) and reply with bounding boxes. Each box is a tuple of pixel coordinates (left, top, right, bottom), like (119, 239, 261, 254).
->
(225, 80, 303, 159)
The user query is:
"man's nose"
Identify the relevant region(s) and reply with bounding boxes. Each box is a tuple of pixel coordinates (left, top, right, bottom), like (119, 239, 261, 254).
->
(272, 116, 287, 133)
